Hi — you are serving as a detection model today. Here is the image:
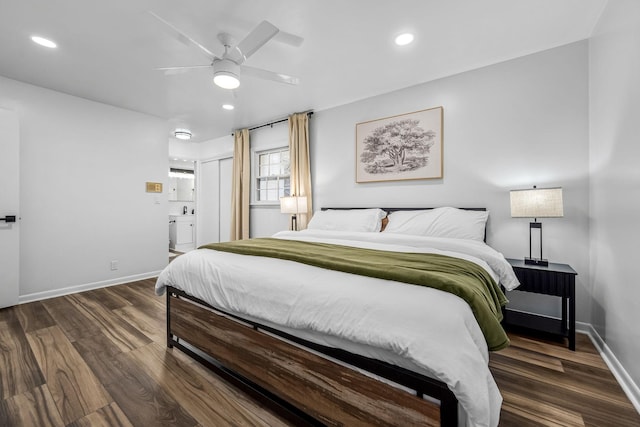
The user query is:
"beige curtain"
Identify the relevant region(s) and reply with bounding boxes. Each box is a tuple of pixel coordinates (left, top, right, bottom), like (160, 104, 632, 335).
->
(288, 113, 313, 229)
(230, 128, 250, 240)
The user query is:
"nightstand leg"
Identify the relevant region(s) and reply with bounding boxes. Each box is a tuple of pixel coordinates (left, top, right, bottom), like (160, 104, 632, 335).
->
(562, 296, 568, 333)
(569, 289, 576, 351)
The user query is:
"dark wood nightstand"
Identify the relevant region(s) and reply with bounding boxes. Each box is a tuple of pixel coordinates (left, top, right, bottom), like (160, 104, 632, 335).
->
(504, 258, 578, 350)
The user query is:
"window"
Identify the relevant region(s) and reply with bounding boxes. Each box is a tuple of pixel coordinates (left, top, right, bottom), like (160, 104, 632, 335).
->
(254, 147, 290, 204)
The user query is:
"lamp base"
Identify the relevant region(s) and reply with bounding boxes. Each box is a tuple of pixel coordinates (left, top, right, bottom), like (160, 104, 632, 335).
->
(524, 257, 549, 267)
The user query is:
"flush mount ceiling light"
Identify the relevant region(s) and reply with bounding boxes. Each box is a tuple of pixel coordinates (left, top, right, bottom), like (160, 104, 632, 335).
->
(31, 35, 57, 48)
(174, 129, 192, 140)
(394, 33, 414, 46)
(222, 104, 235, 110)
(213, 59, 240, 89)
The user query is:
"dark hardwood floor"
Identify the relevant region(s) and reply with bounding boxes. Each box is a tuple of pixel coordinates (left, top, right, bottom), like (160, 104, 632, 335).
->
(0, 278, 638, 426)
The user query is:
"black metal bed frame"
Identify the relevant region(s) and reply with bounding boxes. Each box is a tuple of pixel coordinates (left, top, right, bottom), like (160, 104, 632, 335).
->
(166, 286, 458, 426)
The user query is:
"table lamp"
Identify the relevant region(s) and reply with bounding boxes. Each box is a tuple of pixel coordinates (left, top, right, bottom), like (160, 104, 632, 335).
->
(280, 195, 308, 231)
(510, 186, 563, 266)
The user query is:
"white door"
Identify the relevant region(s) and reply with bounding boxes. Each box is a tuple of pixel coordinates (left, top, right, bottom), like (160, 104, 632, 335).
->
(0, 109, 20, 308)
(198, 160, 221, 244)
(197, 156, 233, 245)
(176, 220, 194, 245)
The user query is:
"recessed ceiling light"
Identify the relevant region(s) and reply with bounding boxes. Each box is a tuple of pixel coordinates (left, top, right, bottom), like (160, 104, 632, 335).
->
(394, 33, 414, 46)
(174, 129, 192, 140)
(31, 36, 57, 48)
(222, 104, 235, 110)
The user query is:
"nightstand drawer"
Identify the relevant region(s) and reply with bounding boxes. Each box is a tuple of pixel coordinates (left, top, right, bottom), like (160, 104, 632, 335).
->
(511, 268, 574, 297)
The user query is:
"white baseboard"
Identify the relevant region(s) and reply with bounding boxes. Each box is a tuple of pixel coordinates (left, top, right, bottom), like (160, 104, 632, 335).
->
(577, 321, 640, 414)
(18, 271, 162, 304)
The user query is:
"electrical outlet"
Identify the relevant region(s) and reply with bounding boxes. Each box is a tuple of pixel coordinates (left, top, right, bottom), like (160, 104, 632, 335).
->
(110, 260, 119, 271)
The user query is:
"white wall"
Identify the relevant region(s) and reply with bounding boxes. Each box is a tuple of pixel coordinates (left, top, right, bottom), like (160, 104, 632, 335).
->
(198, 134, 233, 160)
(311, 41, 591, 321)
(589, 0, 640, 391)
(0, 76, 168, 300)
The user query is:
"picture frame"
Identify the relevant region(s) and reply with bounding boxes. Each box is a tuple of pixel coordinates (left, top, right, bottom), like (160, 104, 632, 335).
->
(356, 106, 443, 183)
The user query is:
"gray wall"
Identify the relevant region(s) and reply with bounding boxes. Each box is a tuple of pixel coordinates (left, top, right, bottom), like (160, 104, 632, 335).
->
(589, 0, 640, 394)
(310, 41, 591, 321)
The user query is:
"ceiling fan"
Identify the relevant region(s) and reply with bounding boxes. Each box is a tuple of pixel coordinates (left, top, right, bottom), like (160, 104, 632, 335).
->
(150, 12, 300, 90)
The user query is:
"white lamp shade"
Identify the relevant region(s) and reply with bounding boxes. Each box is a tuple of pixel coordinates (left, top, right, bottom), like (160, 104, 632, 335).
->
(510, 187, 563, 218)
(280, 196, 307, 214)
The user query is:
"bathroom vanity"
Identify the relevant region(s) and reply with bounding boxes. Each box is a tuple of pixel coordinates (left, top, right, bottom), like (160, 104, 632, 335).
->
(169, 215, 195, 252)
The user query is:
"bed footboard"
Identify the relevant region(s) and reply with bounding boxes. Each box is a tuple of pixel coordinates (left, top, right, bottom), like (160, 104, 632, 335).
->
(166, 286, 458, 427)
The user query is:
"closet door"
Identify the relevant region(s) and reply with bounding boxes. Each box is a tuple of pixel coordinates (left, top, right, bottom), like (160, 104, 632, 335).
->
(197, 156, 233, 245)
(198, 160, 220, 245)
(218, 157, 233, 242)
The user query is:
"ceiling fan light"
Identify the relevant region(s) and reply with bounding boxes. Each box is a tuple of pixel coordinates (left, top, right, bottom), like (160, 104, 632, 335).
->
(213, 72, 240, 89)
(213, 58, 241, 89)
(174, 129, 192, 140)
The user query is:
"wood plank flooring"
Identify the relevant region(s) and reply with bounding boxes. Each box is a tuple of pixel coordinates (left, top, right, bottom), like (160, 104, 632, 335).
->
(0, 278, 638, 426)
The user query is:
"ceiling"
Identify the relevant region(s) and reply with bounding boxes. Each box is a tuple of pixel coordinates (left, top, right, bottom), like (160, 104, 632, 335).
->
(0, 0, 606, 142)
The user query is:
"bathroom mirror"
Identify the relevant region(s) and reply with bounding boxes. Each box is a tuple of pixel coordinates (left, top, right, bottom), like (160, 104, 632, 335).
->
(168, 166, 195, 202)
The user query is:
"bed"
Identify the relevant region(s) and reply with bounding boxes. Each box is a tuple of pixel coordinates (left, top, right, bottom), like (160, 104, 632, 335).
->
(155, 207, 519, 427)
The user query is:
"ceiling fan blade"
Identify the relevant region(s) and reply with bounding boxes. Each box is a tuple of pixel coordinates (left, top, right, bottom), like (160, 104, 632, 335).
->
(155, 65, 211, 75)
(273, 31, 304, 48)
(227, 20, 279, 64)
(241, 65, 299, 85)
(148, 11, 218, 60)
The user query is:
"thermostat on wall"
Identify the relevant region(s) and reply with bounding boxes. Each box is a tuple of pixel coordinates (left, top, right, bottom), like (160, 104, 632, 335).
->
(146, 182, 163, 193)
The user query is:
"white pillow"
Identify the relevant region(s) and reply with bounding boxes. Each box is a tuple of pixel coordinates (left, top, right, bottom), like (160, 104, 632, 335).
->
(307, 208, 387, 232)
(383, 207, 488, 241)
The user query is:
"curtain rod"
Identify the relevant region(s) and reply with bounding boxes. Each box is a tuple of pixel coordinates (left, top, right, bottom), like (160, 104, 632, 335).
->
(231, 111, 313, 136)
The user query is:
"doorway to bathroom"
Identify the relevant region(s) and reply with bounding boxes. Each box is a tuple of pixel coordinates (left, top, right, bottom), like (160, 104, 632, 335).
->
(168, 160, 196, 253)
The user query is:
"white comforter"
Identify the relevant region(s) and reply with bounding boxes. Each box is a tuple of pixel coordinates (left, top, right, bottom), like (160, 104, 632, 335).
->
(155, 230, 519, 427)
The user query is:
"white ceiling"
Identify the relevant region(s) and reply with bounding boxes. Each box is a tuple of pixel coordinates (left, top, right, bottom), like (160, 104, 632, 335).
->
(0, 0, 606, 142)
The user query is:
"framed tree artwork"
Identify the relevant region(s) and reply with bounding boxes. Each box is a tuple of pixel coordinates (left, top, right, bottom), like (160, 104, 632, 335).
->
(356, 106, 443, 183)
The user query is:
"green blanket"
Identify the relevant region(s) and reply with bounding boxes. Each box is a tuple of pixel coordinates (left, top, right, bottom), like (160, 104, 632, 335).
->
(200, 238, 509, 351)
